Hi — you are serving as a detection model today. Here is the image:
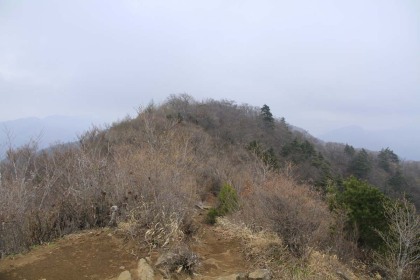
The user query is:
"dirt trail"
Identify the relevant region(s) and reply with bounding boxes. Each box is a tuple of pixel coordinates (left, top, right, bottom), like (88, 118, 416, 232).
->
(0, 212, 250, 280)
(192, 223, 249, 279)
(0, 229, 138, 280)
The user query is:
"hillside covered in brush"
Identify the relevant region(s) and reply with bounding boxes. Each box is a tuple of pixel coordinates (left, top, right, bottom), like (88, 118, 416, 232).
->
(1, 95, 419, 279)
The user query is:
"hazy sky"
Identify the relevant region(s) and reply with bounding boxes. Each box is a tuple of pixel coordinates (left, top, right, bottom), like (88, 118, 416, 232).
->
(1, 0, 419, 136)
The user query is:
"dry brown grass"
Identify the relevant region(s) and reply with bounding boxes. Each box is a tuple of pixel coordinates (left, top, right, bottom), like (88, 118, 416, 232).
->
(217, 217, 371, 280)
(0, 108, 207, 255)
(217, 217, 285, 267)
(0, 96, 376, 280)
(236, 173, 334, 258)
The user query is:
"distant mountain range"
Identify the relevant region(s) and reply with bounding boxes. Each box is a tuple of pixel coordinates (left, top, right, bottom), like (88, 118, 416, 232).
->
(318, 125, 420, 161)
(1, 116, 418, 162)
(0, 116, 100, 158)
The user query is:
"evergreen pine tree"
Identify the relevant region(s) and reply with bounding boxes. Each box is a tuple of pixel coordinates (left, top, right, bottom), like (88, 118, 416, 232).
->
(260, 104, 274, 129)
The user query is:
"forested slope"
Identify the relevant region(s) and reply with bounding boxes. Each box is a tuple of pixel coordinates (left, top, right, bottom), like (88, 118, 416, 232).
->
(1, 94, 419, 279)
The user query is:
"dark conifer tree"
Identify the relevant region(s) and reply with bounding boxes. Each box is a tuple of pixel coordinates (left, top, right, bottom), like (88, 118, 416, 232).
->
(260, 104, 274, 129)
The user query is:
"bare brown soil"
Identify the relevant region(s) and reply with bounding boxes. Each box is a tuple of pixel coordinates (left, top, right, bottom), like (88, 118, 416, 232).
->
(0, 213, 250, 280)
(0, 229, 138, 280)
(192, 223, 249, 278)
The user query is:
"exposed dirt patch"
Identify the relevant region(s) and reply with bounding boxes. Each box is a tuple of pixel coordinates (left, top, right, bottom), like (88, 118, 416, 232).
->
(0, 207, 252, 280)
(192, 224, 249, 278)
(184, 207, 250, 279)
(0, 229, 138, 280)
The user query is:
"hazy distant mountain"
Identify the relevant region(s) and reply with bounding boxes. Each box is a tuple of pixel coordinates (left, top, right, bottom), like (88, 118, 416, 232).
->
(0, 116, 100, 158)
(319, 125, 420, 161)
(2, 115, 418, 163)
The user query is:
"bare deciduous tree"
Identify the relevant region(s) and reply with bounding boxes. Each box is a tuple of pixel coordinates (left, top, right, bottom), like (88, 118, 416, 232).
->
(375, 197, 420, 279)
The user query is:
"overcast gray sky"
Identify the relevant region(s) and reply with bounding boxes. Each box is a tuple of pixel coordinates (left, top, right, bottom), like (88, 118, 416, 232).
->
(1, 0, 419, 137)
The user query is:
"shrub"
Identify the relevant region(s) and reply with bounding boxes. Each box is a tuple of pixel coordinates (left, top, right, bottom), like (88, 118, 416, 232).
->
(238, 175, 333, 258)
(328, 176, 389, 249)
(217, 183, 239, 216)
(156, 246, 200, 275)
(206, 208, 219, 225)
(375, 197, 420, 280)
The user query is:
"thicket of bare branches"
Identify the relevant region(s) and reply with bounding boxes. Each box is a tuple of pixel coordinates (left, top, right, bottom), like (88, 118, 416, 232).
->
(375, 197, 420, 279)
(1, 95, 417, 280)
(0, 96, 356, 258)
(0, 98, 262, 255)
(236, 173, 343, 259)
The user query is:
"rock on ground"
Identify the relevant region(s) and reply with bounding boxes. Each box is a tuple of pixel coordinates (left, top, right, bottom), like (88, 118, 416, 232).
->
(248, 269, 271, 280)
(117, 270, 132, 280)
(137, 258, 154, 280)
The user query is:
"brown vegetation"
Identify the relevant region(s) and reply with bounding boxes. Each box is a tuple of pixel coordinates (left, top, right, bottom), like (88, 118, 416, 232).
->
(1, 95, 419, 279)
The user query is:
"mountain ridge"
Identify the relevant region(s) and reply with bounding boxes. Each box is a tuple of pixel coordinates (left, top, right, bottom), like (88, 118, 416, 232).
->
(1, 112, 419, 162)
(319, 125, 420, 161)
(1, 95, 419, 279)
(0, 115, 99, 158)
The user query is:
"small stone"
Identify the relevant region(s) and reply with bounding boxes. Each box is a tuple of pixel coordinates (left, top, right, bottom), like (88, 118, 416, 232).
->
(117, 270, 131, 280)
(137, 258, 154, 280)
(249, 269, 271, 280)
(119, 266, 125, 270)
